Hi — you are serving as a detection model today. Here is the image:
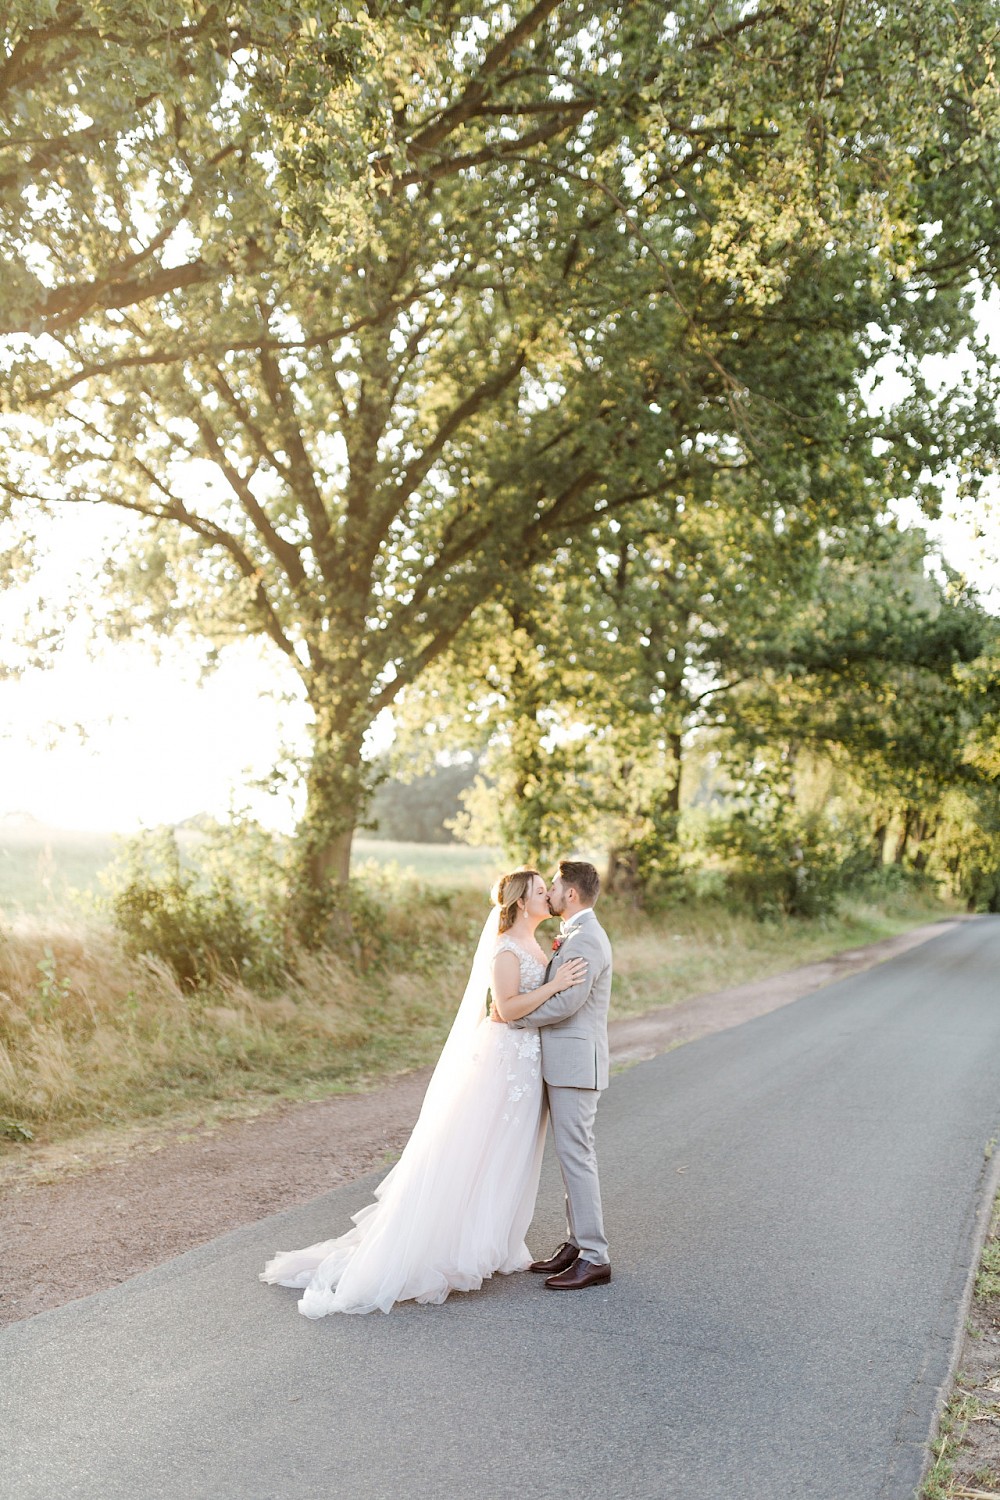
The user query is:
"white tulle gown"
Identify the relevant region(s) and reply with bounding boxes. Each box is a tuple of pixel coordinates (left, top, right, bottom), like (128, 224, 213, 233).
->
(260, 927, 547, 1316)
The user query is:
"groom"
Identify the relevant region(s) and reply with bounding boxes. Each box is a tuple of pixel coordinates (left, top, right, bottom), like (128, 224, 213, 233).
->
(510, 858, 613, 1290)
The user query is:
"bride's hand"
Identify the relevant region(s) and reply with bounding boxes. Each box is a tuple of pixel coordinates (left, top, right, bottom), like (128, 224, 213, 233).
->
(553, 956, 587, 991)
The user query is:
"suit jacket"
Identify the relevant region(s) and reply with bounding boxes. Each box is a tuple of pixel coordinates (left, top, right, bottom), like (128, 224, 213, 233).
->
(511, 911, 613, 1090)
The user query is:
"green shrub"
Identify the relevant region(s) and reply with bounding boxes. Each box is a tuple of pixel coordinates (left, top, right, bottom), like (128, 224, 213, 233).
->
(704, 804, 871, 919)
(930, 788, 1000, 913)
(103, 825, 482, 990)
(107, 827, 287, 990)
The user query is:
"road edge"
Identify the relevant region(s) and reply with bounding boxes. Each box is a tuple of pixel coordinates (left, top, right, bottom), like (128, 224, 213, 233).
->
(885, 1096, 1000, 1497)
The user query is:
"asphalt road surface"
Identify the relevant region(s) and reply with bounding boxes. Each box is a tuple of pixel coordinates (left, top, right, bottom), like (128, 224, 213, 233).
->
(5, 917, 1000, 1500)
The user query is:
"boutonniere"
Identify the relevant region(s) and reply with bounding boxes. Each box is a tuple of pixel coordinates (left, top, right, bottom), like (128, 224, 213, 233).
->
(551, 936, 564, 953)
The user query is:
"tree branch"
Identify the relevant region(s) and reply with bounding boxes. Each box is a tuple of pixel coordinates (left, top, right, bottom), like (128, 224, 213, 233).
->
(189, 404, 308, 590)
(400, 0, 565, 161)
(0, 248, 267, 338)
(394, 111, 591, 190)
(254, 301, 338, 584)
(394, 347, 527, 509)
(13, 288, 448, 402)
(695, 5, 789, 53)
(209, 371, 292, 485)
(2, 470, 300, 663)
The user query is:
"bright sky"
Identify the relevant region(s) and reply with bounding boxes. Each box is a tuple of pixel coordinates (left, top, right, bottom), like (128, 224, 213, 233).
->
(0, 629, 307, 833)
(0, 502, 309, 834)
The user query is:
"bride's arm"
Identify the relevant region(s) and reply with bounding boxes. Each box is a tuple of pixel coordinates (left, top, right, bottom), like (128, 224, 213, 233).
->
(490, 951, 588, 1023)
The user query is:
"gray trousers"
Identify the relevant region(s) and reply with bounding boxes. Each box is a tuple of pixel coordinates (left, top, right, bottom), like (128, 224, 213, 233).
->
(545, 1082, 609, 1265)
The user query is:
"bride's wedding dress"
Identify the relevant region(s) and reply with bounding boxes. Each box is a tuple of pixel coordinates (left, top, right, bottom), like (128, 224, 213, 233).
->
(260, 922, 547, 1316)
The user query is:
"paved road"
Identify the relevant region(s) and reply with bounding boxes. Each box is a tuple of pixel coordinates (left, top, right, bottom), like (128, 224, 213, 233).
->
(5, 917, 1000, 1500)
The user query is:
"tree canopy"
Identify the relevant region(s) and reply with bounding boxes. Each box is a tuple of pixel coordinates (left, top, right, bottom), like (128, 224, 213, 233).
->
(3, 1, 999, 928)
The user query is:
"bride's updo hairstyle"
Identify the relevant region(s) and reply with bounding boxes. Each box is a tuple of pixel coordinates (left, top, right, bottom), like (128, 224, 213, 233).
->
(491, 867, 542, 934)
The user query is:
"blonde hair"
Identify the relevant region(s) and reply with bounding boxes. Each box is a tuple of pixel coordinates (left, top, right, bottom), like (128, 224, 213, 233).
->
(491, 867, 541, 934)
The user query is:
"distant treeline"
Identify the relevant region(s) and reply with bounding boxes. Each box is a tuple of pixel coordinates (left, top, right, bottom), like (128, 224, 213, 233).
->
(366, 759, 480, 845)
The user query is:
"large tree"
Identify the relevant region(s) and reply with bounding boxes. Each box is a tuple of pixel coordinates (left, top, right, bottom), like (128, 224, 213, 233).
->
(3, 1, 999, 932)
(711, 527, 998, 884)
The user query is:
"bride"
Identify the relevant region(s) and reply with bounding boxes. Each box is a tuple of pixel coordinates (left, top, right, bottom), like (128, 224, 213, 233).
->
(259, 868, 587, 1317)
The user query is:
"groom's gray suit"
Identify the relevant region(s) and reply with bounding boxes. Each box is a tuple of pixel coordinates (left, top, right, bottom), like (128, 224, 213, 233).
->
(510, 907, 613, 1265)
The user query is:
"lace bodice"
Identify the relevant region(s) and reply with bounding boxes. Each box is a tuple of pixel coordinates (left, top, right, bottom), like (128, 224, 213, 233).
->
(494, 936, 547, 992)
(488, 937, 543, 1121)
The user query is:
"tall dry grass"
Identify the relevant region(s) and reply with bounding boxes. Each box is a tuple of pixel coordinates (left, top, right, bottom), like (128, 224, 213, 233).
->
(0, 891, 484, 1144)
(608, 888, 953, 1017)
(0, 882, 953, 1151)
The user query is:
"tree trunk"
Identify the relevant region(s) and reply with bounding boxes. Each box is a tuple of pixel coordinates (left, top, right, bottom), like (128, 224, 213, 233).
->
(911, 811, 936, 873)
(288, 699, 369, 946)
(498, 616, 550, 864)
(605, 731, 683, 903)
(605, 844, 641, 902)
(666, 730, 683, 815)
(892, 808, 914, 865)
(871, 820, 888, 867)
(506, 720, 547, 865)
(303, 827, 354, 890)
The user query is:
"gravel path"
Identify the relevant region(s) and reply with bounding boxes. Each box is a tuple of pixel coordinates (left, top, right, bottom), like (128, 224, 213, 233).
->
(0, 918, 959, 1329)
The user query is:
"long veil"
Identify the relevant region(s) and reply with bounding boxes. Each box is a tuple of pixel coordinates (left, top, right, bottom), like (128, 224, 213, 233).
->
(261, 902, 547, 1314)
(408, 905, 499, 1129)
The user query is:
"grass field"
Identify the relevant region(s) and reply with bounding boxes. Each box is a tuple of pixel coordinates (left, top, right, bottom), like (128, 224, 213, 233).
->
(0, 827, 121, 913)
(350, 839, 504, 891)
(0, 814, 956, 1174)
(0, 825, 503, 914)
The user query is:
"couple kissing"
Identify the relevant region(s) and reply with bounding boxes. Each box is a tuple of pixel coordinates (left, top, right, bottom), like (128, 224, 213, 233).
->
(261, 858, 613, 1316)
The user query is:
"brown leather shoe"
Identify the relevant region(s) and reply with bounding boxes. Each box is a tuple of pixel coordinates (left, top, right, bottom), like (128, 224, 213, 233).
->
(529, 1242, 579, 1275)
(545, 1257, 611, 1290)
